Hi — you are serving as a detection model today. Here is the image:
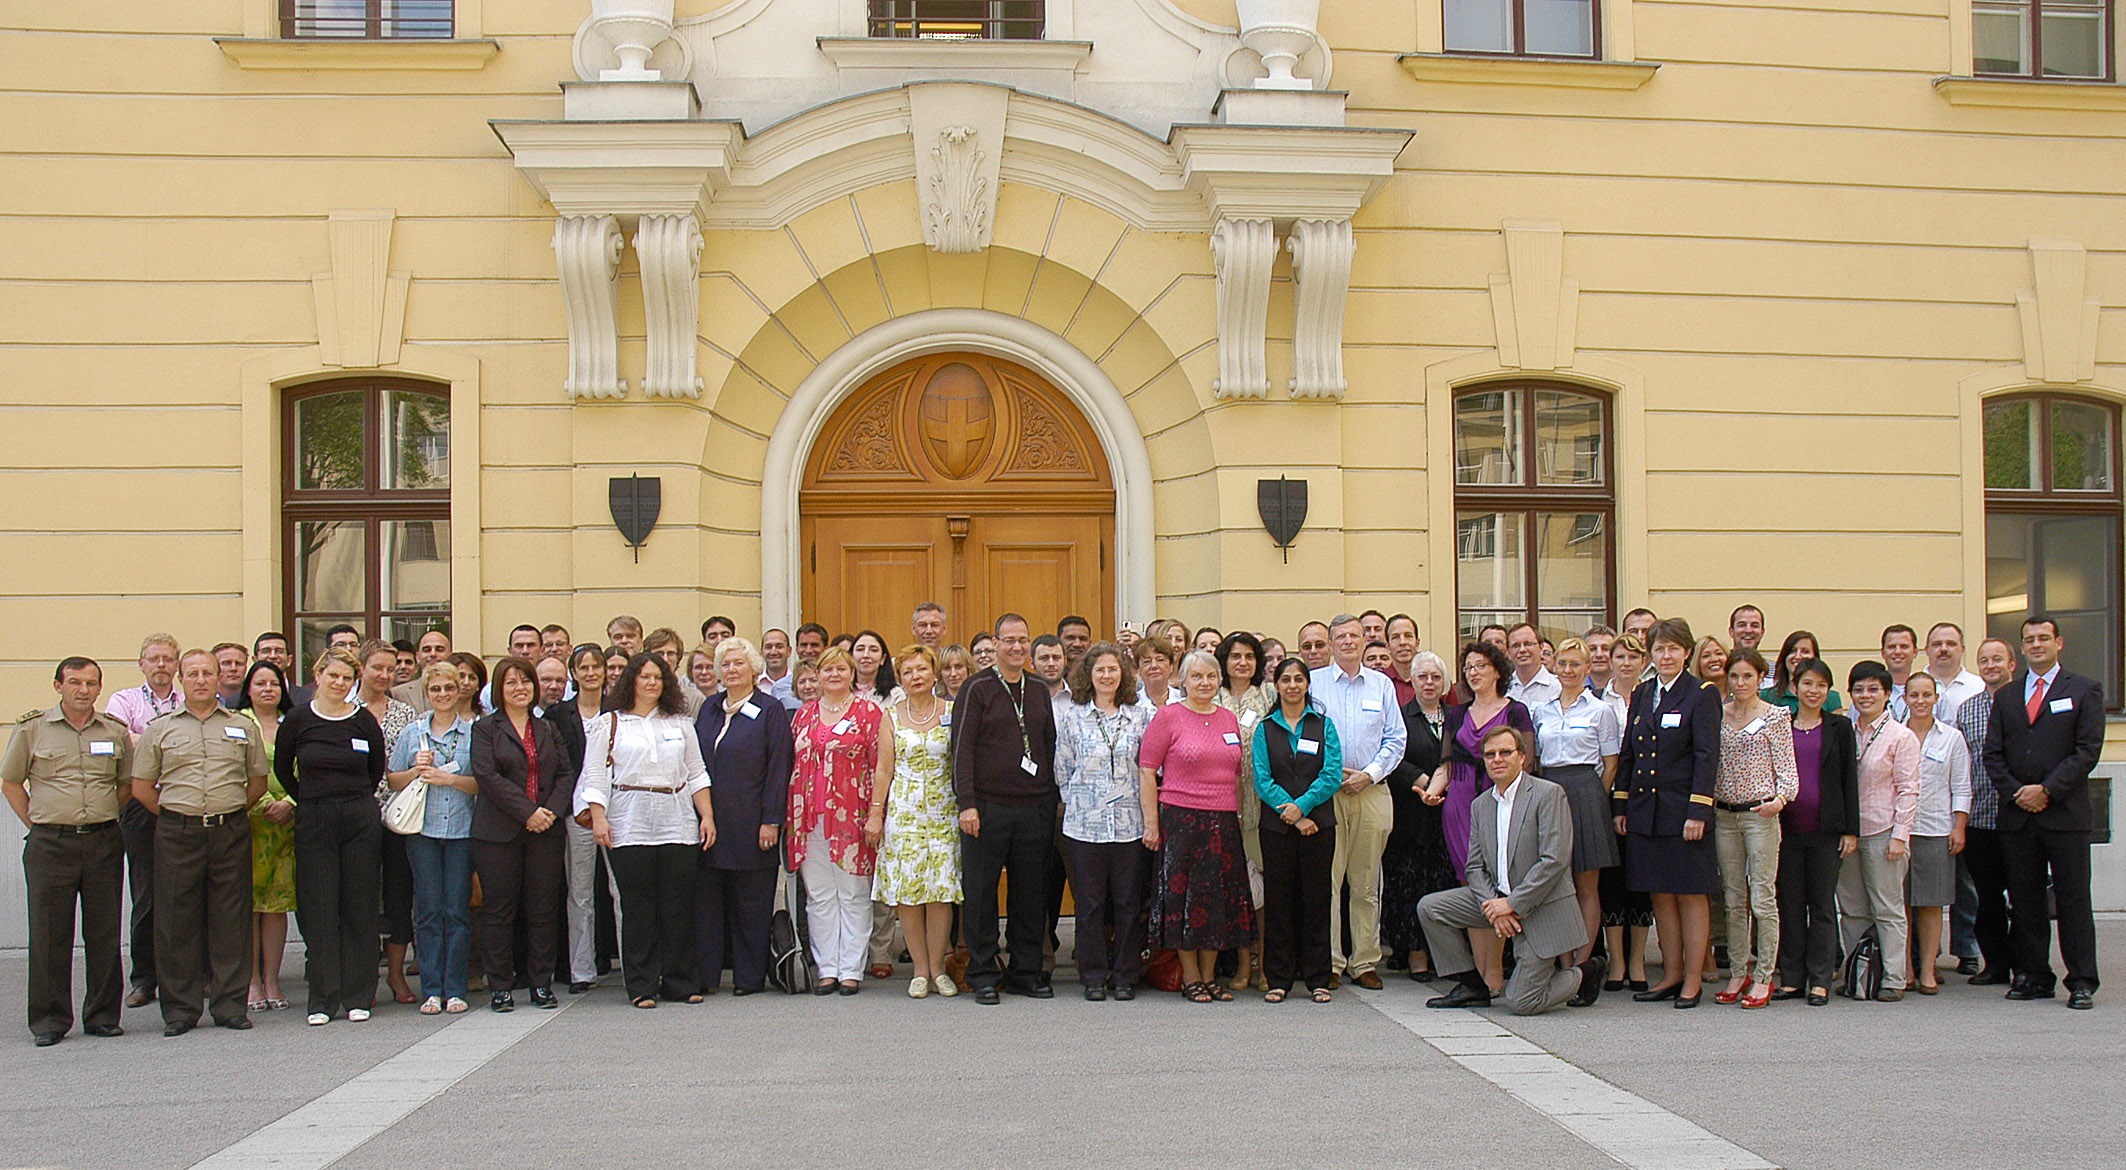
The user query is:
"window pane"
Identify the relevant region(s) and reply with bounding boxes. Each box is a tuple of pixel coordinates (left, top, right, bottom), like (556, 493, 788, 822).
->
(383, 389, 450, 489)
(1457, 510, 1527, 611)
(1538, 611, 1605, 645)
(382, 613, 450, 648)
(1455, 389, 1522, 485)
(296, 520, 366, 612)
(1458, 610, 1527, 648)
(1986, 510, 2120, 699)
(295, 391, 365, 491)
(383, 520, 451, 612)
(2051, 399, 2114, 491)
(1985, 399, 2038, 489)
(2040, 5, 2105, 77)
(1444, 0, 1514, 52)
(296, 619, 358, 685)
(1525, 0, 1595, 56)
(1974, 3, 2032, 74)
(1535, 389, 1605, 486)
(1536, 512, 1609, 611)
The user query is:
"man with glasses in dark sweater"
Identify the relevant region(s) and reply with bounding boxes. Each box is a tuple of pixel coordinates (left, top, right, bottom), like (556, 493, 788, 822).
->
(950, 614, 1059, 1005)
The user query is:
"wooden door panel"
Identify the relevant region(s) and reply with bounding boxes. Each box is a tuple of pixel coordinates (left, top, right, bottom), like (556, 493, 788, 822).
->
(971, 515, 1108, 637)
(805, 516, 946, 638)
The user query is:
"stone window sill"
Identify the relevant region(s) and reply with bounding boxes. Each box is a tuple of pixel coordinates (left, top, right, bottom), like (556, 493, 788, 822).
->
(1397, 53, 1658, 91)
(214, 37, 500, 71)
(1933, 76, 2126, 110)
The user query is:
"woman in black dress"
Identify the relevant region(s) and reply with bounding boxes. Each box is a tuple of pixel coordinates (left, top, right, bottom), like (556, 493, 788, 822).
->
(1381, 650, 1456, 979)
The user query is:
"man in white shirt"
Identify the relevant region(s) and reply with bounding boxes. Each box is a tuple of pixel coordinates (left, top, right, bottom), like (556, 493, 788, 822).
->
(759, 628, 792, 694)
(1310, 614, 1407, 990)
(1882, 623, 1920, 720)
(1505, 622, 1561, 706)
(1923, 622, 1984, 724)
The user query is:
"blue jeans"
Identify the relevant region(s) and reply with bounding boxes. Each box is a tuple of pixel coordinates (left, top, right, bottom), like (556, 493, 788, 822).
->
(405, 834, 472, 1001)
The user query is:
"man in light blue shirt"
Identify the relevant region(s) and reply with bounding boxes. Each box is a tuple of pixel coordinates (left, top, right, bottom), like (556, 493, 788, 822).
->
(1311, 614, 1407, 989)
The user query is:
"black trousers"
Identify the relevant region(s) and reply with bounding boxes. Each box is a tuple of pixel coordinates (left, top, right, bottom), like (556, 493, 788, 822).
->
(119, 797, 157, 991)
(1961, 827, 2015, 975)
(2003, 824, 2100, 992)
(379, 829, 415, 947)
(695, 862, 777, 992)
(960, 800, 1053, 992)
(294, 797, 382, 1016)
(1260, 824, 1337, 992)
(25, 823, 125, 1038)
(473, 829, 565, 993)
(608, 843, 700, 1000)
(152, 812, 252, 1027)
(1063, 838, 1146, 988)
(1774, 829, 1843, 991)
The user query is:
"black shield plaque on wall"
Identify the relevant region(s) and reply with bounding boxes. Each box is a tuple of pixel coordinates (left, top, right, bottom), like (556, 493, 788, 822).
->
(610, 474, 662, 561)
(1258, 476, 1307, 561)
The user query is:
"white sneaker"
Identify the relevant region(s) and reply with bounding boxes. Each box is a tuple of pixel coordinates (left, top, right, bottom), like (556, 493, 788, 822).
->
(933, 973, 958, 997)
(347, 1008, 371, 1022)
(908, 976, 930, 999)
(306, 1013, 329, 1026)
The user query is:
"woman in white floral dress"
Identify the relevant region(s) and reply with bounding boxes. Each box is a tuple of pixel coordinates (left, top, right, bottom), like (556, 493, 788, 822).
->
(867, 645, 963, 998)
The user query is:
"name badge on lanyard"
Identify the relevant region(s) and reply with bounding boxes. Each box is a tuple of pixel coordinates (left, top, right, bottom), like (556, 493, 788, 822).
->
(1742, 717, 1765, 736)
(1021, 756, 1039, 776)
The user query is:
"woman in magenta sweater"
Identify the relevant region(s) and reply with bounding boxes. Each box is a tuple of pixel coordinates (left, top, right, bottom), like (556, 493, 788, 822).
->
(1139, 650, 1257, 1003)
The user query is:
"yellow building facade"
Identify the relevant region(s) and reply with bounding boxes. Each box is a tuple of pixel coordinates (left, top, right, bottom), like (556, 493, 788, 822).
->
(4, 1, 2123, 899)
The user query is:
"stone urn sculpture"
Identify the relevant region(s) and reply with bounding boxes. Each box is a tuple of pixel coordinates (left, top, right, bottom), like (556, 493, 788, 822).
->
(1235, 0, 1322, 90)
(586, 0, 676, 80)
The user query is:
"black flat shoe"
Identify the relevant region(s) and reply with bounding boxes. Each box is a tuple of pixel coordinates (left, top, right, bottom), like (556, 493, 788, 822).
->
(1956, 957, 1980, 976)
(164, 1020, 194, 1037)
(1602, 979, 1626, 992)
(1629, 979, 1649, 993)
(1083, 985, 1107, 1001)
(1426, 984, 1494, 1009)
(1806, 991, 1830, 1006)
(2069, 989, 2095, 1010)
(1633, 984, 1681, 1002)
(974, 987, 1001, 1005)
(83, 1024, 123, 1038)
(1770, 986, 1805, 1001)
(33, 1033, 60, 1047)
(2006, 980, 2056, 1001)
(1970, 967, 2013, 986)
(568, 981, 594, 995)
(1568, 957, 1606, 1007)
(1673, 993, 1701, 1009)
(814, 981, 838, 996)
(838, 982, 861, 996)
(216, 1017, 253, 1030)
(1111, 984, 1135, 1001)
(731, 986, 760, 997)
(489, 992, 514, 1013)
(529, 987, 558, 1009)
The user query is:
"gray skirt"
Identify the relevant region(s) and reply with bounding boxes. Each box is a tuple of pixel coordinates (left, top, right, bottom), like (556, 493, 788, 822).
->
(1906, 834, 1953, 906)
(1544, 763, 1621, 873)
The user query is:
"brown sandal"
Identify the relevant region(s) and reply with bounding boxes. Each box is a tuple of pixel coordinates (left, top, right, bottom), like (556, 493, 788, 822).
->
(1183, 981, 1215, 1003)
(1312, 987, 1334, 1003)
(1263, 988, 1288, 1003)
(1209, 982, 1235, 1002)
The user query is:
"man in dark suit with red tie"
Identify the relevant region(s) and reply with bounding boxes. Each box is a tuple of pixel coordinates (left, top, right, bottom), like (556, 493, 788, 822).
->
(1982, 615, 2103, 1010)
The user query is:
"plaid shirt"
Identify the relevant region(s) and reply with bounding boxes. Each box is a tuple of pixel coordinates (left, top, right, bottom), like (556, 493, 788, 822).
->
(1956, 689, 1999, 830)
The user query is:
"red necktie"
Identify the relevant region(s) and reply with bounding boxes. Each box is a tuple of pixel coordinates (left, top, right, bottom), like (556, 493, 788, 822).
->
(2026, 676, 2047, 724)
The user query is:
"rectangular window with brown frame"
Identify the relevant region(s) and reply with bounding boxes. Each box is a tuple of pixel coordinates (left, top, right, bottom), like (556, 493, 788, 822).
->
(1443, 0, 1599, 58)
(282, 0, 454, 39)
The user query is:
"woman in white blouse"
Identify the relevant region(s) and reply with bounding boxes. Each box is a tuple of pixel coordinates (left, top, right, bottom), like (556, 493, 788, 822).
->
(1530, 637, 1622, 990)
(576, 653, 716, 1009)
(1901, 671, 1971, 995)
(1711, 650, 1799, 1008)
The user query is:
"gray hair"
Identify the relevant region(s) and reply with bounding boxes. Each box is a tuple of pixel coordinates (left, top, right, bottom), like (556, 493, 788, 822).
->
(715, 635, 766, 678)
(1411, 649, 1448, 678)
(1179, 649, 1222, 681)
(1328, 613, 1362, 633)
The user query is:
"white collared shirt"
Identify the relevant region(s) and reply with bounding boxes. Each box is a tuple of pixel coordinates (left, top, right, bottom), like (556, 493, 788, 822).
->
(1928, 668, 1983, 724)
(1309, 663, 1406, 781)
(574, 712, 711, 848)
(1532, 689, 1622, 768)
(1508, 667, 1561, 707)
(2024, 663, 2062, 707)
(1494, 772, 1522, 876)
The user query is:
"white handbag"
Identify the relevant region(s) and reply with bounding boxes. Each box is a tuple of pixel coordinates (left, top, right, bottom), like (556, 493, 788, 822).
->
(383, 777, 428, 835)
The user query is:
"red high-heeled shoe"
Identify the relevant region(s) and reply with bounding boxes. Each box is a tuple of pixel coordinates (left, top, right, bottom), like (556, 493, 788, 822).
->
(1714, 979, 1751, 1005)
(1739, 983, 1773, 1009)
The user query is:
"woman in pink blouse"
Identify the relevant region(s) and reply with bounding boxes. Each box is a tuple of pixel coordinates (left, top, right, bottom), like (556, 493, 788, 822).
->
(1839, 660, 1921, 1000)
(788, 647, 894, 994)
(1139, 650, 1256, 1003)
(1711, 650, 1799, 1008)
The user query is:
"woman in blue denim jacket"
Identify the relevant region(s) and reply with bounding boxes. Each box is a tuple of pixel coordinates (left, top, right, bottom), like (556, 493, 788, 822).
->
(386, 663, 481, 1015)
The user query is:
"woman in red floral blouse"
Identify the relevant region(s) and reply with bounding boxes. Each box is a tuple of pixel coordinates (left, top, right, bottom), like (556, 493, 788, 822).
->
(788, 646, 895, 994)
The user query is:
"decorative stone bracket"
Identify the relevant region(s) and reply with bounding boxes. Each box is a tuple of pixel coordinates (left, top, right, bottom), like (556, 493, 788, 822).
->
(554, 214, 626, 400)
(1211, 218, 1275, 399)
(1488, 219, 1579, 373)
(635, 214, 705, 397)
(1287, 218, 1355, 398)
(1210, 215, 1358, 401)
(2018, 240, 2102, 384)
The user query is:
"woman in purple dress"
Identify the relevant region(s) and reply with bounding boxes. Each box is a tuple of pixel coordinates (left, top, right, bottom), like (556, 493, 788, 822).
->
(1425, 641, 1536, 877)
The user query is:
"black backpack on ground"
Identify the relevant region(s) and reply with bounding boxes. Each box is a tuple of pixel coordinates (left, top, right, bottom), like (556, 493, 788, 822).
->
(767, 865, 817, 994)
(1840, 926, 1884, 1001)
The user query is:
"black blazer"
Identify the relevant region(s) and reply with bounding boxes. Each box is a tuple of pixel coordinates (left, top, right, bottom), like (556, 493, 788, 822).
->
(1784, 711, 1861, 838)
(469, 711, 576, 844)
(1983, 667, 2105, 833)
(694, 691, 795, 870)
(542, 699, 591, 790)
(1387, 699, 1447, 847)
(1615, 672, 1721, 837)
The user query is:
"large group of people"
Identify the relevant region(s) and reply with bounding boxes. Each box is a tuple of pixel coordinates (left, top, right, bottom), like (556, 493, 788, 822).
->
(5, 599, 2105, 1045)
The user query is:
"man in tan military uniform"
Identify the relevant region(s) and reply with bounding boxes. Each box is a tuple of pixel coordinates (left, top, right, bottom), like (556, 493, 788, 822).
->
(131, 649, 268, 1036)
(3, 657, 134, 1046)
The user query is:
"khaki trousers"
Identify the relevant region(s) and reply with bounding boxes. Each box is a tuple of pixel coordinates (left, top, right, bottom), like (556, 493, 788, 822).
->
(1329, 782, 1393, 975)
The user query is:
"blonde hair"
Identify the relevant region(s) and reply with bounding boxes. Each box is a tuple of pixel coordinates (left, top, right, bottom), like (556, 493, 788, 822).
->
(716, 636, 766, 677)
(140, 633, 181, 658)
(894, 643, 939, 680)
(420, 661, 462, 689)
(1552, 637, 1589, 663)
(814, 646, 855, 676)
(312, 646, 362, 679)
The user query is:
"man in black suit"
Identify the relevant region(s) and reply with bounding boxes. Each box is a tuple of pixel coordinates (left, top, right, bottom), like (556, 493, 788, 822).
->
(1982, 615, 2103, 1010)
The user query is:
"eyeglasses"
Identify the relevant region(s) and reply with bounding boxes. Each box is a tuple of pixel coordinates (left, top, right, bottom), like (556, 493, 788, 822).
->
(1481, 748, 1520, 759)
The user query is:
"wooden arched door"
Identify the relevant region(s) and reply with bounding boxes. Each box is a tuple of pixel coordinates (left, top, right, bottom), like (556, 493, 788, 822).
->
(801, 353, 1115, 642)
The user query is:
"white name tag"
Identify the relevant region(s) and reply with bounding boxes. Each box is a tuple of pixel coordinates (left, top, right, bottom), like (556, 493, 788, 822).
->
(351, 738, 370, 753)
(663, 731, 684, 743)
(1238, 711, 1258, 730)
(939, 712, 952, 726)
(833, 719, 855, 735)
(739, 701, 761, 720)
(2049, 697, 2074, 714)
(1020, 755, 1039, 775)
(89, 740, 116, 756)
(1361, 698, 1382, 713)
(1661, 713, 1682, 729)
(1222, 732, 1241, 746)
(435, 760, 460, 774)
(1742, 717, 1765, 736)
(1569, 720, 1594, 732)
(1297, 738, 1320, 755)
(1923, 743, 1948, 763)
(222, 726, 249, 741)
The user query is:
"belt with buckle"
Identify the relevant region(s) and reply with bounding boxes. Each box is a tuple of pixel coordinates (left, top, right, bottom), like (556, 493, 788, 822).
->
(35, 820, 118, 834)
(160, 810, 240, 827)
(1715, 798, 1765, 813)
(613, 784, 683, 794)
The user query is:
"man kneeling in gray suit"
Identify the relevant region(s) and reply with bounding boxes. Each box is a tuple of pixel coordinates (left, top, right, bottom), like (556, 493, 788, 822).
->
(1419, 725, 1602, 1014)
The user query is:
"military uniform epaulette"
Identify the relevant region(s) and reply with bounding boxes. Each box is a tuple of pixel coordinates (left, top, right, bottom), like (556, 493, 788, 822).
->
(16, 708, 44, 724)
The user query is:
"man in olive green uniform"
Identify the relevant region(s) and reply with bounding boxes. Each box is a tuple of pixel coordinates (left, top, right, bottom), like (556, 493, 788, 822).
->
(131, 649, 268, 1037)
(4, 657, 134, 1046)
